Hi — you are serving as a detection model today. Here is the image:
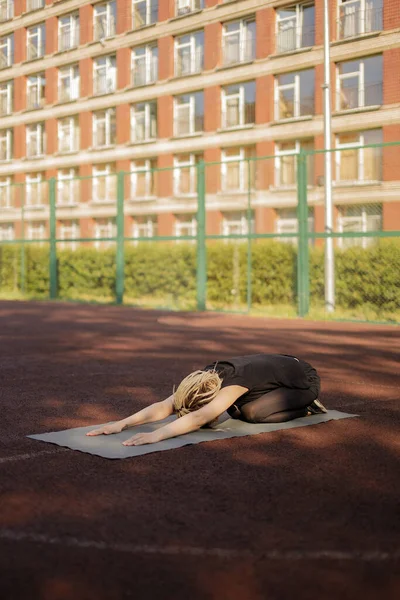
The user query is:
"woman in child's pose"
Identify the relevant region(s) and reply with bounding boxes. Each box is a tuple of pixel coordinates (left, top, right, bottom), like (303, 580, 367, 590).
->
(87, 354, 326, 446)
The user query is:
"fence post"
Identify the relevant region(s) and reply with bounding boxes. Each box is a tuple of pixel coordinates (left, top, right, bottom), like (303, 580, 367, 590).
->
(196, 160, 206, 311)
(49, 177, 57, 300)
(116, 171, 125, 305)
(296, 150, 309, 317)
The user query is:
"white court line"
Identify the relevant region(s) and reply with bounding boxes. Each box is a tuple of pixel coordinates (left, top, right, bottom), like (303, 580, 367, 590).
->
(0, 529, 398, 562)
(0, 449, 67, 465)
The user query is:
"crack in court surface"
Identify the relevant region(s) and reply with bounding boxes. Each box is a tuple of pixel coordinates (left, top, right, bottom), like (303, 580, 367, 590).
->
(0, 529, 398, 562)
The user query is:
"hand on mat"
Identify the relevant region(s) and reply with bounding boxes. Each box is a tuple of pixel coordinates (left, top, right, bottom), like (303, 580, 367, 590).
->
(122, 432, 158, 446)
(86, 422, 123, 437)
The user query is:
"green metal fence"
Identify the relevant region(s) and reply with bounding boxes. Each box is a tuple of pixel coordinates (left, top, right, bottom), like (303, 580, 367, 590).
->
(0, 142, 399, 324)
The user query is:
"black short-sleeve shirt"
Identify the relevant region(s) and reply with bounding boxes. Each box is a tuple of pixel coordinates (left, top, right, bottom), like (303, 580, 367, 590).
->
(204, 353, 319, 407)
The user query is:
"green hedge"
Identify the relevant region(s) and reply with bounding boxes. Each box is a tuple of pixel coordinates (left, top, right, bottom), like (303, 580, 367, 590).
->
(0, 240, 399, 315)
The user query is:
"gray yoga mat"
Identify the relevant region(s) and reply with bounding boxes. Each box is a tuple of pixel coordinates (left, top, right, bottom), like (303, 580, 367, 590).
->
(27, 410, 357, 459)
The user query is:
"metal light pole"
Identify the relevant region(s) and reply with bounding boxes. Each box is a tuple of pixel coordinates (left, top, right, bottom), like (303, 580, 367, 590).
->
(323, 0, 335, 312)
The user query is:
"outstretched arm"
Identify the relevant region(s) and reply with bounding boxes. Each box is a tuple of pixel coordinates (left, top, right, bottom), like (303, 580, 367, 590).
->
(86, 395, 174, 436)
(123, 385, 248, 446)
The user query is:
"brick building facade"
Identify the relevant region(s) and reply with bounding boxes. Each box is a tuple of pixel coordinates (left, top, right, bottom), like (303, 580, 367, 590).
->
(0, 0, 399, 245)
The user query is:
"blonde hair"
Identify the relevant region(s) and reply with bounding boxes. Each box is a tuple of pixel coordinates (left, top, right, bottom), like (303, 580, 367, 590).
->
(173, 370, 222, 419)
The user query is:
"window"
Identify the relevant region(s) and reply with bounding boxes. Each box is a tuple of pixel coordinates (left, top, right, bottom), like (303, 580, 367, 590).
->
(275, 207, 314, 244)
(222, 18, 256, 66)
(0, 80, 12, 115)
(133, 0, 158, 28)
(336, 55, 382, 111)
(275, 140, 314, 187)
(58, 13, 79, 52)
(174, 154, 201, 196)
(335, 129, 382, 183)
(130, 159, 156, 199)
(132, 215, 157, 241)
(93, 108, 116, 147)
(26, 123, 45, 158)
(0, 34, 13, 69)
(222, 81, 255, 129)
(0, 177, 11, 208)
(131, 44, 158, 86)
(27, 221, 46, 242)
(0, 223, 13, 241)
(175, 0, 204, 17)
(27, 73, 45, 110)
(58, 64, 79, 103)
(94, 217, 116, 248)
(275, 69, 314, 120)
(175, 31, 204, 77)
(337, 204, 382, 248)
(174, 91, 204, 136)
(338, 0, 383, 40)
(276, 3, 315, 53)
(27, 0, 44, 10)
(0, 129, 12, 161)
(27, 23, 45, 60)
(58, 116, 79, 153)
(221, 147, 256, 192)
(59, 220, 80, 250)
(131, 101, 157, 142)
(0, 0, 14, 23)
(93, 55, 116, 95)
(92, 164, 116, 203)
(221, 211, 254, 236)
(94, 1, 116, 40)
(174, 214, 197, 240)
(26, 173, 45, 207)
(57, 169, 79, 206)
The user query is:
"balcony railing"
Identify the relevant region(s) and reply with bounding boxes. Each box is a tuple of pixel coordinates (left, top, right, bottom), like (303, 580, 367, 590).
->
(58, 27, 79, 51)
(0, 0, 13, 22)
(338, 0, 383, 40)
(27, 0, 44, 10)
(337, 82, 383, 111)
(276, 24, 315, 53)
(223, 37, 255, 67)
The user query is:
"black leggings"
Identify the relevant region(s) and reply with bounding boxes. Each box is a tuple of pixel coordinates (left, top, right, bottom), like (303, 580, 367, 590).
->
(235, 387, 318, 424)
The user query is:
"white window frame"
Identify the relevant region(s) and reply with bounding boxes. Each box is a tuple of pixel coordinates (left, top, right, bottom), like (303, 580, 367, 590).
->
(335, 131, 382, 183)
(0, 222, 14, 240)
(93, 55, 116, 95)
(222, 18, 255, 66)
(0, 128, 12, 161)
(0, 80, 12, 115)
(173, 154, 198, 196)
(59, 220, 80, 250)
(132, 216, 156, 241)
(92, 164, 116, 204)
(58, 64, 80, 103)
(26, 173, 44, 208)
(130, 159, 156, 199)
(276, 3, 315, 53)
(27, 23, 45, 60)
(93, 1, 116, 40)
(131, 101, 157, 142)
(131, 44, 158, 86)
(174, 215, 197, 239)
(336, 56, 382, 111)
(94, 218, 116, 248)
(132, 0, 158, 28)
(26, 123, 45, 158)
(221, 82, 255, 129)
(57, 169, 79, 206)
(0, 34, 13, 69)
(221, 211, 254, 237)
(27, 221, 46, 242)
(93, 108, 116, 148)
(337, 0, 383, 40)
(27, 0, 44, 11)
(337, 204, 382, 249)
(0, 0, 14, 23)
(27, 73, 45, 110)
(0, 176, 11, 208)
(58, 116, 79, 154)
(173, 92, 203, 136)
(175, 31, 204, 77)
(221, 147, 250, 193)
(275, 207, 314, 244)
(275, 141, 300, 188)
(176, 0, 203, 17)
(58, 12, 79, 51)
